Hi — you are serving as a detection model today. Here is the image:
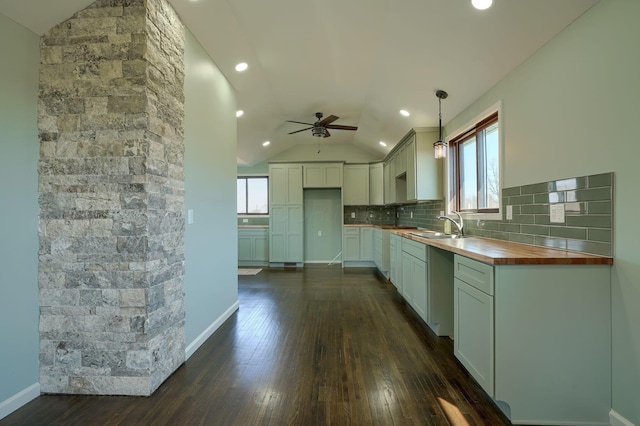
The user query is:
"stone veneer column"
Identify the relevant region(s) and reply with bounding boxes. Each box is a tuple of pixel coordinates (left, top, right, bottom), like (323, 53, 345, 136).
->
(38, 0, 185, 395)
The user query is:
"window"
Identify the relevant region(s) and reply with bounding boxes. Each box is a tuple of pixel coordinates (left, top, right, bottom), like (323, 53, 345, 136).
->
(450, 112, 499, 213)
(237, 176, 269, 215)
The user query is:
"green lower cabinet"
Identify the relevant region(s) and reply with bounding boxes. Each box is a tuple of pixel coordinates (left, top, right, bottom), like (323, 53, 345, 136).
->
(453, 254, 612, 425)
(238, 228, 269, 266)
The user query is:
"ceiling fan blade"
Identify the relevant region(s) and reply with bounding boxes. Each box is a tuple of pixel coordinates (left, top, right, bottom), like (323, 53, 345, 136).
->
(325, 124, 358, 131)
(324, 129, 331, 138)
(288, 127, 313, 135)
(286, 120, 314, 126)
(318, 115, 339, 126)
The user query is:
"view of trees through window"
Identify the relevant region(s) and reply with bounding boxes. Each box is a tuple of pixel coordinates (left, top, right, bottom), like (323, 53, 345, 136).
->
(237, 177, 268, 214)
(451, 113, 499, 213)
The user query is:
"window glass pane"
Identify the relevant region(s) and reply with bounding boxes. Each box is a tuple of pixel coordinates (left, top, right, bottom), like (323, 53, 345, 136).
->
(237, 179, 247, 214)
(247, 178, 268, 214)
(460, 138, 477, 210)
(483, 123, 500, 209)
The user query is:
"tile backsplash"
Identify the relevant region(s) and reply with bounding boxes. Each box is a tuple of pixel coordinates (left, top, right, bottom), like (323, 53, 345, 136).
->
(342, 206, 396, 226)
(394, 172, 613, 257)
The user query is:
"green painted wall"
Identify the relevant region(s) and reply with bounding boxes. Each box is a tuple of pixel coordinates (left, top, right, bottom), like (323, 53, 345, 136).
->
(183, 31, 239, 349)
(0, 13, 40, 408)
(304, 189, 342, 262)
(445, 1, 640, 422)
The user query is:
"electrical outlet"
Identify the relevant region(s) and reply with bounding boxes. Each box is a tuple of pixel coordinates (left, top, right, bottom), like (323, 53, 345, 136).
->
(242, 218, 248, 223)
(351, 212, 355, 218)
(550, 204, 565, 223)
(440, 211, 444, 216)
(318, 230, 322, 237)
(506, 205, 513, 220)
(187, 209, 194, 224)
(410, 212, 413, 219)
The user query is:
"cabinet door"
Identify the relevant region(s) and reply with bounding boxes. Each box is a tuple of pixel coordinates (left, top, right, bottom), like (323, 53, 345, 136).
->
(324, 164, 343, 187)
(253, 234, 269, 261)
(413, 258, 428, 322)
(343, 232, 361, 261)
(369, 163, 384, 205)
(343, 165, 369, 205)
(401, 254, 414, 304)
(286, 205, 303, 262)
(406, 138, 417, 201)
(270, 164, 302, 204)
(395, 146, 407, 176)
(269, 205, 286, 262)
(360, 227, 373, 261)
(454, 278, 494, 396)
(238, 235, 253, 261)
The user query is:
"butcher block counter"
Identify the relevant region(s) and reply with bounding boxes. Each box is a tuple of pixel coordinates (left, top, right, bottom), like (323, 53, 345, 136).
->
(392, 229, 613, 265)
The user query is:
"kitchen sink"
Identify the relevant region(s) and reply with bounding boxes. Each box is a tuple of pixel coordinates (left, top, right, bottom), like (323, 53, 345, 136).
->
(409, 231, 464, 239)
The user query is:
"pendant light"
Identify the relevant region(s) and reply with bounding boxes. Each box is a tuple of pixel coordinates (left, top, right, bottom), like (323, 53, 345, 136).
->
(434, 89, 448, 159)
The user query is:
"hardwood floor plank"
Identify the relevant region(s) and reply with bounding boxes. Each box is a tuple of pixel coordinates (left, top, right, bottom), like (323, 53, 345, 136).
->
(2, 266, 512, 426)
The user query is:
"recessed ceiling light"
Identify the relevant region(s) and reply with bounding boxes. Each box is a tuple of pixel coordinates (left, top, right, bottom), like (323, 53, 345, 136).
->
(379, 141, 387, 147)
(235, 62, 248, 72)
(236, 110, 244, 118)
(262, 141, 270, 147)
(400, 110, 410, 117)
(471, 0, 492, 10)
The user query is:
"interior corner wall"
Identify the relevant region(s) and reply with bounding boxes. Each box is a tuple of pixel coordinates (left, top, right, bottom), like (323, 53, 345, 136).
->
(183, 30, 238, 352)
(0, 13, 40, 412)
(268, 143, 383, 164)
(444, 0, 640, 423)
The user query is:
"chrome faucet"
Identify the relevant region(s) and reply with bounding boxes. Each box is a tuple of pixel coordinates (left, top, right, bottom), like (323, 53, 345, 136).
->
(437, 211, 464, 237)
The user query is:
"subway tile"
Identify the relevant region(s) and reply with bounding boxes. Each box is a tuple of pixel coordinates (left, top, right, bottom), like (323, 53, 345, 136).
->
(482, 222, 500, 231)
(587, 172, 613, 188)
(490, 231, 509, 241)
(521, 204, 549, 214)
(520, 182, 550, 195)
(549, 226, 587, 240)
(566, 215, 611, 228)
(550, 177, 587, 191)
(509, 194, 534, 205)
(564, 202, 587, 213)
(521, 225, 550, 236)
(535, 236, 568, 250)
(509, 233, 535, 245)
(502, 187, 521, 197)
(588, 201, 612, 215)
(499, 223, 520, 233)
(511, 214, 535, 224)
(566, 239, 612, 256)
(548, 192, 565, 204)
(588, 229, 612, 243)
(535, 215, 551, 225)
(566, 187, 611, 202)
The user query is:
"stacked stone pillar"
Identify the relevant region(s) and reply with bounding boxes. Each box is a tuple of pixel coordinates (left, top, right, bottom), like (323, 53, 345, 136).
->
(38, 0, 185, 395)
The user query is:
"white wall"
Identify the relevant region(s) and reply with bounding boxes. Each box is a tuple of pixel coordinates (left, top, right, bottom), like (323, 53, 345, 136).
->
(445, 1, 640, 423)
(268, 143, 382, 164)
(183, 30, 239, 355)
(0, 13, 40, 417)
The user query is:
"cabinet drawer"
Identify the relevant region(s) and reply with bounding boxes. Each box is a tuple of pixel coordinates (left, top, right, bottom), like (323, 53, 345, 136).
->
(401, 237, 426, 262)
(343, 227, 360, 236)
(454, 255, 494, 295)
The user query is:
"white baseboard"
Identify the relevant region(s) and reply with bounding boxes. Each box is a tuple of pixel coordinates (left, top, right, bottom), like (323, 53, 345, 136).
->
(610, 409, 636, 426)
(0, 382, 40, 421)
(185, 301, 239, 361)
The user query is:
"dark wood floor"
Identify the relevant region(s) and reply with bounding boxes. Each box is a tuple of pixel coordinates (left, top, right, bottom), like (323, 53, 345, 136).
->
(2, 266, 512, 426)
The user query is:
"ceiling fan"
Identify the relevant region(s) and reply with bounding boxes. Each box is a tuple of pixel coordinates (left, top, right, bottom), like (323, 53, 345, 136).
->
(287, 112, 358, 138)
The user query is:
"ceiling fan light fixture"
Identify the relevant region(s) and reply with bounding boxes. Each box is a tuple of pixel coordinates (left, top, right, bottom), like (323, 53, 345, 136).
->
(434, 89, 449, 159)
(312, 127, 326, 137)
(471, 0, 493, 10)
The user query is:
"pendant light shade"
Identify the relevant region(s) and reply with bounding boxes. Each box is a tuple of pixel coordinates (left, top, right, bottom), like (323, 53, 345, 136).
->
(434, 90, 448, 159)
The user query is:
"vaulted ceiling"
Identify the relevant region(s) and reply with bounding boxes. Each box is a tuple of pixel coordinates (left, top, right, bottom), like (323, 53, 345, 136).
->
(0, 0, 599, 166)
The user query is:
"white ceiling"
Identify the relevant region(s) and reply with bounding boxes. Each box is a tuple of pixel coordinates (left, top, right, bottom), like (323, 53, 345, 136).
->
(0, 0, 599, 166)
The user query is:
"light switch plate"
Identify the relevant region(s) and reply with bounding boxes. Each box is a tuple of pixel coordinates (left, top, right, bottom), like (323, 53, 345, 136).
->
(550, 204, 565, 223)
(506, 205, 513, 220)
(187, 209, 194, 224)
(351, 212, 355, 218)
(242, 218, 248, 223)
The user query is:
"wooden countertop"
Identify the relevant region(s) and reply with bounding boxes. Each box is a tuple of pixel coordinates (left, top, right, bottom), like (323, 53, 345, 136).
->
(392, 229, 613, 266)
(344, 224, 416, 230)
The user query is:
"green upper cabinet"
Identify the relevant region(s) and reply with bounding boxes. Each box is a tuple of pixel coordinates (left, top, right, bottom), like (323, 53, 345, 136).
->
(406, 129, 442, 201)
(369, 162, 384, 206)
(303, 163, 343, 188)
(343, 164, 369, 206)
(269, 163, 303, 205)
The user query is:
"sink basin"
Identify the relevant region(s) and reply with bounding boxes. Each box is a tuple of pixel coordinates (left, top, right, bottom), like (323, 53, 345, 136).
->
(409, 231, 464, 239)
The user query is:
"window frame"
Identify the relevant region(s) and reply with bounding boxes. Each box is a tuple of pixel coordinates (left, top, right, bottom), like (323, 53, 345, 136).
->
(446, 103, 502, 220)
(237, 175, 269, 216)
